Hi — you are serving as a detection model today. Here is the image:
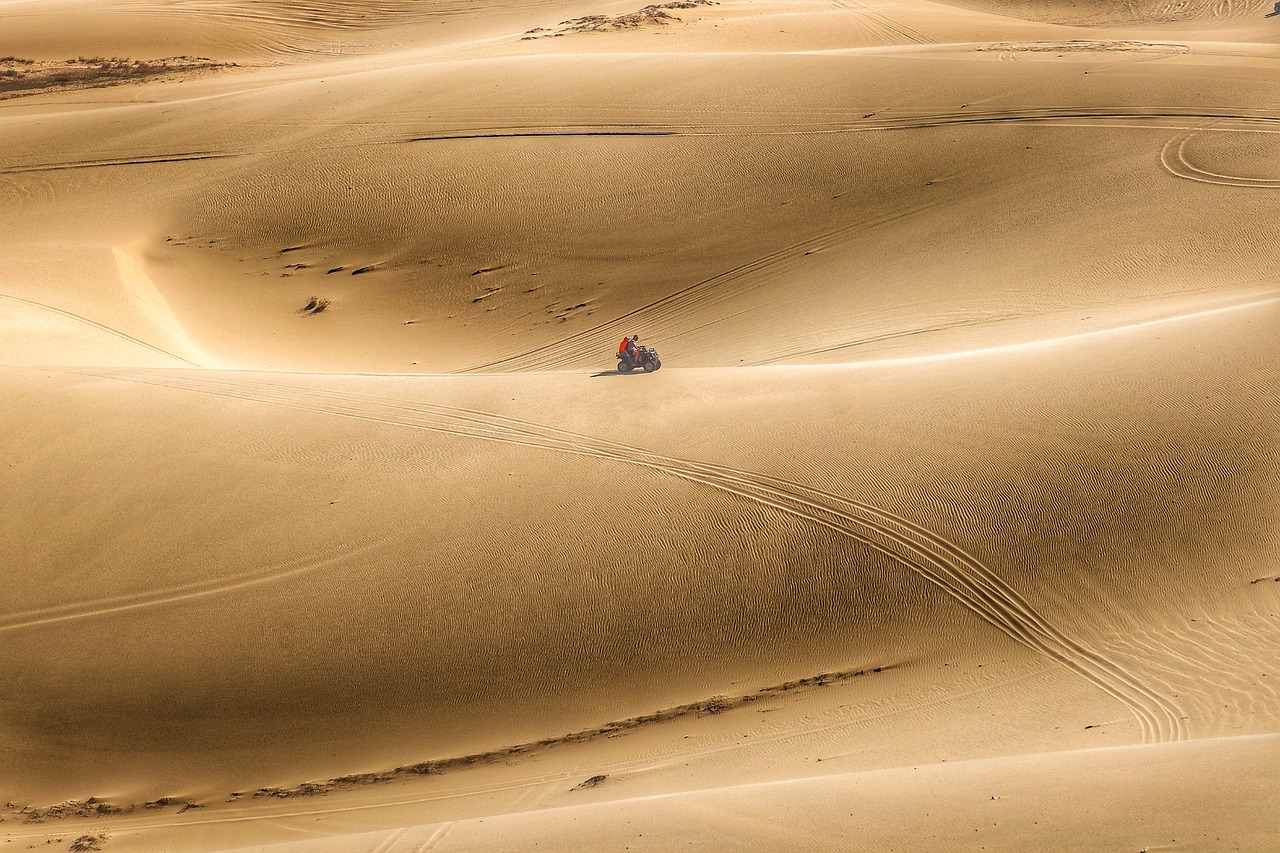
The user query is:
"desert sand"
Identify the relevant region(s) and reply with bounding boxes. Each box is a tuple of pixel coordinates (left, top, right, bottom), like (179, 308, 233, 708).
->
(1, 1, 1277, 851)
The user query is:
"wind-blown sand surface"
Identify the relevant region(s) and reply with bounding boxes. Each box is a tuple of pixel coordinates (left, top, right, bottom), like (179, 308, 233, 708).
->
(1, 1, 1277, 851)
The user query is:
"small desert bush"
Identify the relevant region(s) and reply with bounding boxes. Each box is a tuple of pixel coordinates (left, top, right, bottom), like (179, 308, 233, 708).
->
(298, 296, 331, 315)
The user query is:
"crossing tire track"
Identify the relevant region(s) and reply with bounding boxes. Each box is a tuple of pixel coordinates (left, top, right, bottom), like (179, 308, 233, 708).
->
(830, 0, 932, 44)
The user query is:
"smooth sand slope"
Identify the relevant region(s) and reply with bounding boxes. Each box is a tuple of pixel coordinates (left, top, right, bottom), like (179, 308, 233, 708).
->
(212, 734, 1280, 853)
(1, 0, 1277, 851)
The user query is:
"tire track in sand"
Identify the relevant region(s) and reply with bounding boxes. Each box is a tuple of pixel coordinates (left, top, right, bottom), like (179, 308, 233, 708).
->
(8, 107, 1275, 177)
(368, 826, 408, 853)
(0, 291, 199, 366)
(413, 823, 453, 852)
(0, 152, 239, 175)
(1161, 132, 1280, 188)
(408, 106, 1280, 144)
(66, 369, 1187, 743)
(829, 0, 932, 44)
(458, 192, 954, 374)
(452, 107, 1279, 373)
(751, 289, 1280, 365)
(0, 536, 389, 632)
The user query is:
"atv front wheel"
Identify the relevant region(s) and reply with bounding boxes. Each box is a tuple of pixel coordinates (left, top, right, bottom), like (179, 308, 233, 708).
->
(643, 360, 657, 373)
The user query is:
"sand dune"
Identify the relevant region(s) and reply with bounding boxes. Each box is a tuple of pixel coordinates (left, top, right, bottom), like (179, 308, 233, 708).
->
(210, 734, 1280, 852)
(1, 0, 1277, 850)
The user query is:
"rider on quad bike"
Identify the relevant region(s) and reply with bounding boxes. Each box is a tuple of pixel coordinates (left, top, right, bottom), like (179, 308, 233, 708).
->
(616, 334, 661, 373)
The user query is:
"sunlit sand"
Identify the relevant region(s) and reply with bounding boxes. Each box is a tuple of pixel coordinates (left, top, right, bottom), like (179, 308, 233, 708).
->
(2, 1, 1277, 851)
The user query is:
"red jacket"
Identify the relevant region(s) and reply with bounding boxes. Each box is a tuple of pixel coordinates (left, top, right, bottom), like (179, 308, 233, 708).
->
(618, 336, 630, 354)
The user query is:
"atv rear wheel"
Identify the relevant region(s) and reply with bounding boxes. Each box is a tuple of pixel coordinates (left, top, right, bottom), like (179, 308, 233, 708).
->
(618, 361, 633, 373)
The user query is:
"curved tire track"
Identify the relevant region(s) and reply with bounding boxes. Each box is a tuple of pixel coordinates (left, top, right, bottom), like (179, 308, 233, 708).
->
(1161, 133, 1280, 188)
(67, 369, 1187, 743)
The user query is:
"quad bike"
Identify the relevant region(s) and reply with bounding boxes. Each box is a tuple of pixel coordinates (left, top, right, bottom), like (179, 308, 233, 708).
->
(617, 345, 661, 373)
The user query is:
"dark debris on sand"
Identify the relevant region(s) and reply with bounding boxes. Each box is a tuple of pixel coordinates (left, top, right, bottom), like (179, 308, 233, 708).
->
(0, 56, 231, 99)
(524, 1, 717, 39)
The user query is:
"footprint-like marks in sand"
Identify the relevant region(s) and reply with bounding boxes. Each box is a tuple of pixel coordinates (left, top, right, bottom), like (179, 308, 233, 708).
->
(1161, 132, 1280, 188)
(67, 369, 1187, 743)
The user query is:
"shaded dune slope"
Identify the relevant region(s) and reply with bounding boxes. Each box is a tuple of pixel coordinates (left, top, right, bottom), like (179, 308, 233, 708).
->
(2, 298, 1275, 818)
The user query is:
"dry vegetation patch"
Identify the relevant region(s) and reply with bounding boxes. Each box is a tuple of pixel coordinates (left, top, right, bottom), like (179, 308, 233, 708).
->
(297, 296, 331, 316)
(572, 774, 609, 790)
(0, 56, 231, 99)
(524, 1, 716, 39)
(18, 798, 129, 824)
(976, 40, 1189, 54)
(250, 664, 890, 798)
(9, 795, 201, 826)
